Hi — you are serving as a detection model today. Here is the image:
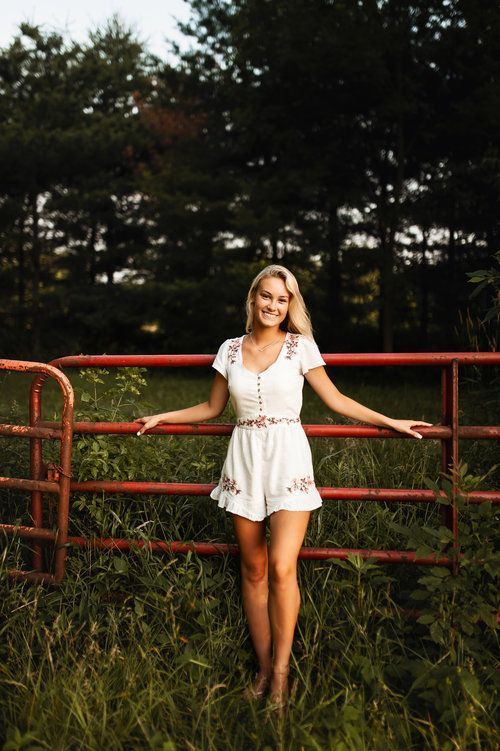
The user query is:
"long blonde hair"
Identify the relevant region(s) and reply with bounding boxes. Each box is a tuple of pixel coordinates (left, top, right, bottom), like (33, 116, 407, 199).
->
(244, 264, 315, 339)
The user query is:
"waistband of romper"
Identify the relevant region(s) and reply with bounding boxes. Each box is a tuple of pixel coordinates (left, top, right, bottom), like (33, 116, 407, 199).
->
(235, 415, 301, 429)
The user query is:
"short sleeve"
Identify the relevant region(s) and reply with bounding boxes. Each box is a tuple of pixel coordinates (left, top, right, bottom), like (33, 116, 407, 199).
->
(300, 336, 326, 375)
(212, 339, 229, 379)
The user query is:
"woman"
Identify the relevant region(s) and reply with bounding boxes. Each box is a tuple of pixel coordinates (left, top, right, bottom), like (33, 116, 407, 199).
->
(134, 264, 432, 714)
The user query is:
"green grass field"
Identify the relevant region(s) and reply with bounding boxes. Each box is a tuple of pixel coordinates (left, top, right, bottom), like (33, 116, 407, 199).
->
(0, 365, 498, 750)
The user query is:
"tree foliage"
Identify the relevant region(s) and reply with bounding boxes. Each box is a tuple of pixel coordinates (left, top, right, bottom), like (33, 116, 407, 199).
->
(0, 1, 498, 357)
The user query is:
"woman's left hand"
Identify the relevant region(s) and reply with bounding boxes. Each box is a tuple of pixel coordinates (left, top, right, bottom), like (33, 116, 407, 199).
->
(388, 419, 433, 439)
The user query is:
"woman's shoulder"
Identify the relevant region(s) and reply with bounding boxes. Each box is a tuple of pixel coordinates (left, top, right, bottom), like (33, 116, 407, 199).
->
(287, 331, 315, 339)
(212, 335, 243, 377)
(294, 332, 320, 346)
(286, 331, 314, 346)
(283, 331, 301, 360)
(215, 335, 243, 363)
(286, 332, 323, 361)
(295, 332, 326, 372)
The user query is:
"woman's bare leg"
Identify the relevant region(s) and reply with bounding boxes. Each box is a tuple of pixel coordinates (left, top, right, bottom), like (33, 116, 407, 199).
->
(268, 509, 311, 699)
(231, 513, 272, 676)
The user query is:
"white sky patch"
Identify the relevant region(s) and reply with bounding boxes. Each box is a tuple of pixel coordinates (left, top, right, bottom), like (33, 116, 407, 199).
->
(0, 0, 194, 62)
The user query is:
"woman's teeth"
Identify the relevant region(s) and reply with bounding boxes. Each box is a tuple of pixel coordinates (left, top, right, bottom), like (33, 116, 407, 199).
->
(263, 312, 277, 318)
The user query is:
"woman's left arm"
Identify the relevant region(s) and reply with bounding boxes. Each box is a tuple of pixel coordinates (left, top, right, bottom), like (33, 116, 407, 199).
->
(305, 367, 433, 439)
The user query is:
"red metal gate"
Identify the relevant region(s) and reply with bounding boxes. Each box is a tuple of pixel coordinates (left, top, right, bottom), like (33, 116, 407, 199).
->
(1, 351, 499, 586)
(0, 360, 74, 584)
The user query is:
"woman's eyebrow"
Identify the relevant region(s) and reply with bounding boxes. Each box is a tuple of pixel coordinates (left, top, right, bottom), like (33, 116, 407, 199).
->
(261, 288, 289, 299)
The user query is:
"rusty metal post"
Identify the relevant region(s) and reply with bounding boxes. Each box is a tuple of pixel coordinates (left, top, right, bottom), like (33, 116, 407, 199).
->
(53, 386, 74, 583)
(449, 359, 460, 575)
(29, 368, 75, 582)
(440, 361, 460, 574)
(29, 374, 45, 571)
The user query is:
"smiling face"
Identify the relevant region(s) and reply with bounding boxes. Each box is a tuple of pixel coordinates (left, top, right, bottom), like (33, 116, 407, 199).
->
(252, 275, 290, 331)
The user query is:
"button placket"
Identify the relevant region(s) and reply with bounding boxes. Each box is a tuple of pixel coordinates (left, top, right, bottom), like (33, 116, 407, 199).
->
(257, 374, 263, 412)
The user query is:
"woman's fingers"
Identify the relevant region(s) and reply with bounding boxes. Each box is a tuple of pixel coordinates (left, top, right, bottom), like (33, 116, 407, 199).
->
(135, 417, 157, 435)
(133, 415, 163, 435)
(409, 421, 433, 438)
(392, 419, 433, 439)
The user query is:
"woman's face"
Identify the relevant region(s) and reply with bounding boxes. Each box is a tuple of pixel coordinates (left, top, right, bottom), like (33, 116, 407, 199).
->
(252, 276, 290, 330)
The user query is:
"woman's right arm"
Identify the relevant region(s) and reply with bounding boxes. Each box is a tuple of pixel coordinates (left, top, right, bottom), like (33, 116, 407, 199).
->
(134, 372, 230, 435)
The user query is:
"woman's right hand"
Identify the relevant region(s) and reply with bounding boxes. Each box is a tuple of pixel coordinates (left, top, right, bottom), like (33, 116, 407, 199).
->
(134, 414, 164, 436)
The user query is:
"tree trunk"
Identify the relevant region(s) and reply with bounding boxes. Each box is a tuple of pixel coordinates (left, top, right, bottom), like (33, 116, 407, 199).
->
(16, 209, 26, 330)
(448, 222, 456, 269)
(271, 235, 278, 262)
(379, 61, 406, 353)
(87, 222, 97, 284)
(419, 226, 429, 349)
(30, 193, 41, 352)
(447, 221, 457, 334)
(377, 179, 395, 354)
(379, 231, 394, 353)
(326, 205, 342, 340)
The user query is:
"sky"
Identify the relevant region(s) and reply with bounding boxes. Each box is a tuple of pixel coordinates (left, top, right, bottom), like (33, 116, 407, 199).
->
(0, 0, 194, 61)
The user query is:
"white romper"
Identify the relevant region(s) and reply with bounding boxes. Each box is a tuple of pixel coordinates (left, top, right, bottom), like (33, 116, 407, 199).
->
(209, 331, 327, 521)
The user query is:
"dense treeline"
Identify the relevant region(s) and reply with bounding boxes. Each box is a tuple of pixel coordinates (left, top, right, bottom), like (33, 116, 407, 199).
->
(0, 0, 499, 359)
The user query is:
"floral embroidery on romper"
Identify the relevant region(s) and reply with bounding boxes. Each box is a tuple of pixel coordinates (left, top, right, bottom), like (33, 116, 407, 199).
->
(237, 415, 300, 428)
(220, 474, 242, 494)
(285, 333, 300, 359)
(227, 338, 241, 364)
(287, 475, 315, 493)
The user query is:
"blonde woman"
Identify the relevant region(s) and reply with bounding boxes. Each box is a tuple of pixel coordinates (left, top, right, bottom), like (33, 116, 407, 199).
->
(134, 264, 431, 714)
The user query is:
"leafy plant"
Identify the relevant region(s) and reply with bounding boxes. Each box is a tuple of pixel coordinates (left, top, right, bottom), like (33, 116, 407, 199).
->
(466, 250, 500, 323)
(384, 461, 499, 726)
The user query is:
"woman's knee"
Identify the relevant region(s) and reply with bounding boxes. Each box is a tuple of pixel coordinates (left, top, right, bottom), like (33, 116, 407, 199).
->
(240, 550, 268, 583)
(268, 557, 296, 585)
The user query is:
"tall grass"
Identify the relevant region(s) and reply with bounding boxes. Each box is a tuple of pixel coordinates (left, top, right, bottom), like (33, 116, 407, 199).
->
(0, 365, 498, 750)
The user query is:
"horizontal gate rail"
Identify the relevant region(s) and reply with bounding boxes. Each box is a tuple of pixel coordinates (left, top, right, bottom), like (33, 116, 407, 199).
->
(0, 350, 498, 587)
(41, 352, 500, 367)
(29, 419, 500, 439)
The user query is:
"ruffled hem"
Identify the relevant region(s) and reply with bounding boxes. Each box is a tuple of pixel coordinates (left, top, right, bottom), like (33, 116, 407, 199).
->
(210, 485, 323, 521)
(210, 487, 267, 521)
(267, 497, 323, 515)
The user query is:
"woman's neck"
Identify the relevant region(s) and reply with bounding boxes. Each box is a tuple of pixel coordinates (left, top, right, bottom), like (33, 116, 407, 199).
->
(249, 323, 286, 346)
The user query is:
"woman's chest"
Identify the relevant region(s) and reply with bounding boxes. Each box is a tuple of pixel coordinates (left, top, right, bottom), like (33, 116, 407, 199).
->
(240, 338, 285, 375)
(228, 361, 303, 401)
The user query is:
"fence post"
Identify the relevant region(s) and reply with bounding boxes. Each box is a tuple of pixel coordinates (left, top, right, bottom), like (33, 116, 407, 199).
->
(440, 360, 460, 575)
(29, 369, 74, 582)
(29, 373, 46, 571)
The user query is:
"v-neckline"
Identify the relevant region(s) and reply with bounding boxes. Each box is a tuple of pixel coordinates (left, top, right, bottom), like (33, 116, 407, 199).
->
(240, 331, 289, 376)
